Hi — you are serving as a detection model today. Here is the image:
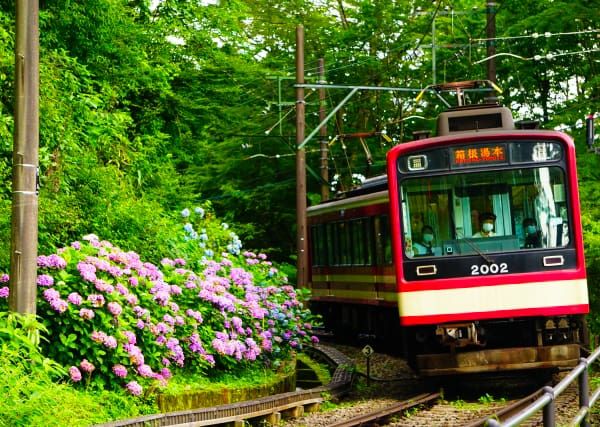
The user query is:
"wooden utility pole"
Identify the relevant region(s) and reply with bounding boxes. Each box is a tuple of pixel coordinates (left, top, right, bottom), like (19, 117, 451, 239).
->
(9, 0, 39, 314)
(318, 58, 329, 202)
(295, 26, 308, 288)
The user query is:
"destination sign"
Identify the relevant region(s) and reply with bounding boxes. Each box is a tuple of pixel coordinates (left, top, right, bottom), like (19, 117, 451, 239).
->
(451, 144, 507, 168)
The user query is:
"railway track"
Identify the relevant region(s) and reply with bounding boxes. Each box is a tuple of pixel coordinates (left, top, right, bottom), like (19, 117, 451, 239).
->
(324, 384, 578, 427)
(327, 392, 441, 427)
(96, 343, 597, 427)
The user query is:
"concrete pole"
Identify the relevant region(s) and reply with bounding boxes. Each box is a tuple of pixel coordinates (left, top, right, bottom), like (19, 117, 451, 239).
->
(9, 0, 40, 314)
(295, 26, 308, 288)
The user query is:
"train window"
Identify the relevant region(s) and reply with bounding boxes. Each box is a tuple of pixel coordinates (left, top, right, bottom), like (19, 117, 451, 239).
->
(337, 221, 351, 265)
(348, 218, 373, 266)
(377, 215, 393, 264)
(351, 219, 365, 265)
(310, 225, 327, 267)
(400, 166, 570, 258)
(326, 223, 335, 266)
(364, 218, 374, 265)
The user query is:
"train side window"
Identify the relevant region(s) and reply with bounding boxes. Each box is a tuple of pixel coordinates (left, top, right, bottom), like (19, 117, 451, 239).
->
(377, 215, 393, 265)
(364, 217, 374, 265)
(326, 223, 336, 266)
(350, 218, 372, 265)
(350, 220, 362, 265)
(310, 225, 327, 267)
(337, 221, 351, 265)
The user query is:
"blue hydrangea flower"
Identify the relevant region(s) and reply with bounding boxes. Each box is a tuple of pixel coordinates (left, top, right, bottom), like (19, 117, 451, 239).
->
(194, 207, 205, 218)
(181, 208, 191, 218)
(184, 223, 194, 233)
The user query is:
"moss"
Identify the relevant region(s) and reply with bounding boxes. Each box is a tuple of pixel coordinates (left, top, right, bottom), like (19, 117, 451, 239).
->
(156, 360, 297, 412)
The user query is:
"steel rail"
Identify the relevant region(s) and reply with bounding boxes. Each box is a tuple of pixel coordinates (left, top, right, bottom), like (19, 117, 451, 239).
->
(94, 344, 355, 427)
(463, 388, 543, 427)
(327, 392, 441, 427)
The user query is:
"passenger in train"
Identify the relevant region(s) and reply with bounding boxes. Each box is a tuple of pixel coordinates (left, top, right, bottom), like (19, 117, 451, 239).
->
(413, 225, 435, 255)
(523, 217, 542, 248)
(473, 212, 496, 237)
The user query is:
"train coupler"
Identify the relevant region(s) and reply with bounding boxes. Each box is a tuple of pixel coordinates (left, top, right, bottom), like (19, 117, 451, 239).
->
(435, 322, 483, 348)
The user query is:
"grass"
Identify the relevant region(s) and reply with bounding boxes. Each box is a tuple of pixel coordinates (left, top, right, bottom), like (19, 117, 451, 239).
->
(296, 352, 332, 385)
(0, 349, 157, 427)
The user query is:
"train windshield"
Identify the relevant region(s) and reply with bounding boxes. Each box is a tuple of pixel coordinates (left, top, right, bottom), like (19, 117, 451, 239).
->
(401, 166, 569, 258)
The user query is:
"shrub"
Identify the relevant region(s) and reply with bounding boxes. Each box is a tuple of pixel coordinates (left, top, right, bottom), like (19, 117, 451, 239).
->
(0, 205, 319, 397)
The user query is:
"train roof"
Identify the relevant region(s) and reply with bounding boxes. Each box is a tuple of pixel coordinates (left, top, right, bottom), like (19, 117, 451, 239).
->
(436, 104, 515, 136)
(308, 176, 389, 215)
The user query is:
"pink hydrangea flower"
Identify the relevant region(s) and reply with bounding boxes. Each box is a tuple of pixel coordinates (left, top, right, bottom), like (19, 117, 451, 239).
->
(36, 274, 54, 287)
(80, 359, 95, 373)
(69, 366, 82, 382)
(126, 381, 143, 396)
(67, 292, 83, 305)
(112, 364, 128, 378)
(107, 302, 122, 317)
(79, 308, 95, 320)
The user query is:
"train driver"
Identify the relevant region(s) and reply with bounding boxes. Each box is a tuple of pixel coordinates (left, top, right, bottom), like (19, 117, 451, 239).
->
(473, 212, 496, 238)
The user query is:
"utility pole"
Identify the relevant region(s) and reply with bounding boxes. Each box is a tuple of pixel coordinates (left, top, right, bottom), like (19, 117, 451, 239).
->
(485, 1, 498, 103)
(486, 1, 497, 82)
(10, 0, 40, 314)
(432, 19, 436, 85)
(295, 26, 308, 288)
(318, 58, 329, 202)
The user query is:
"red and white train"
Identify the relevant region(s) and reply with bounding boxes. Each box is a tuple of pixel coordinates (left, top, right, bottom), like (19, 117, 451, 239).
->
(307, 84, 589, 376)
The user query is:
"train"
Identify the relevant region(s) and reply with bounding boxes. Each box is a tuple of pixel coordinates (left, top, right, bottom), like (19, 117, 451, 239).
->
(306, 81, 589, 376)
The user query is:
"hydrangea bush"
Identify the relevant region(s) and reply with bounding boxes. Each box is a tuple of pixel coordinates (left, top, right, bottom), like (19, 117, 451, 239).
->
(0, 205, 319, 397)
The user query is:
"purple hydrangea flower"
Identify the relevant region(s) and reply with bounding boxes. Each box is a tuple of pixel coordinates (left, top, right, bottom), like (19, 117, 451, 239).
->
(112, 364, 128, 378)
(79, 308, 95, 320)
(137, 364, 153, 377)
(107, 302, 122, 317)
(104, 336, 118, 349)
(126, 381, 143, 396)
(80, 359, 95, 373)
(0, 287, 8, 298)
(36, 274, 54, 287)
(67, 292, 83, 305)
(69, 366, 82, 382)
(43, 288, 60, 302)
(87, 294, 105, 307)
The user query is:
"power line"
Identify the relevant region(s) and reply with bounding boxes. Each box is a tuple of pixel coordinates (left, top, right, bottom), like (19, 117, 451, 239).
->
(474, 48, 600, 64)
(473, 28, 600, 43)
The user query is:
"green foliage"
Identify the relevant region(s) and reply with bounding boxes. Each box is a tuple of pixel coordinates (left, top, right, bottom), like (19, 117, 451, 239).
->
(0, 0, 597, 326)
(478, 393, 505, 405)
(0, 312, 156, 426)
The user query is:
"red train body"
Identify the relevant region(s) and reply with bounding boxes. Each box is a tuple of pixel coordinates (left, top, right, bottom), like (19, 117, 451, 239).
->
(307, 102, 589, 376)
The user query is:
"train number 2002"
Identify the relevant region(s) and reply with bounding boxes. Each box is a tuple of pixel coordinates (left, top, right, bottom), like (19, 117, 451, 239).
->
(470, 263, 509, 275)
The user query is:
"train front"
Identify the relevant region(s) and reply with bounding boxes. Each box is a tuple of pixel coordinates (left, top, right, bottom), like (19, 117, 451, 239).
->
(386, 126, 589, 376)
